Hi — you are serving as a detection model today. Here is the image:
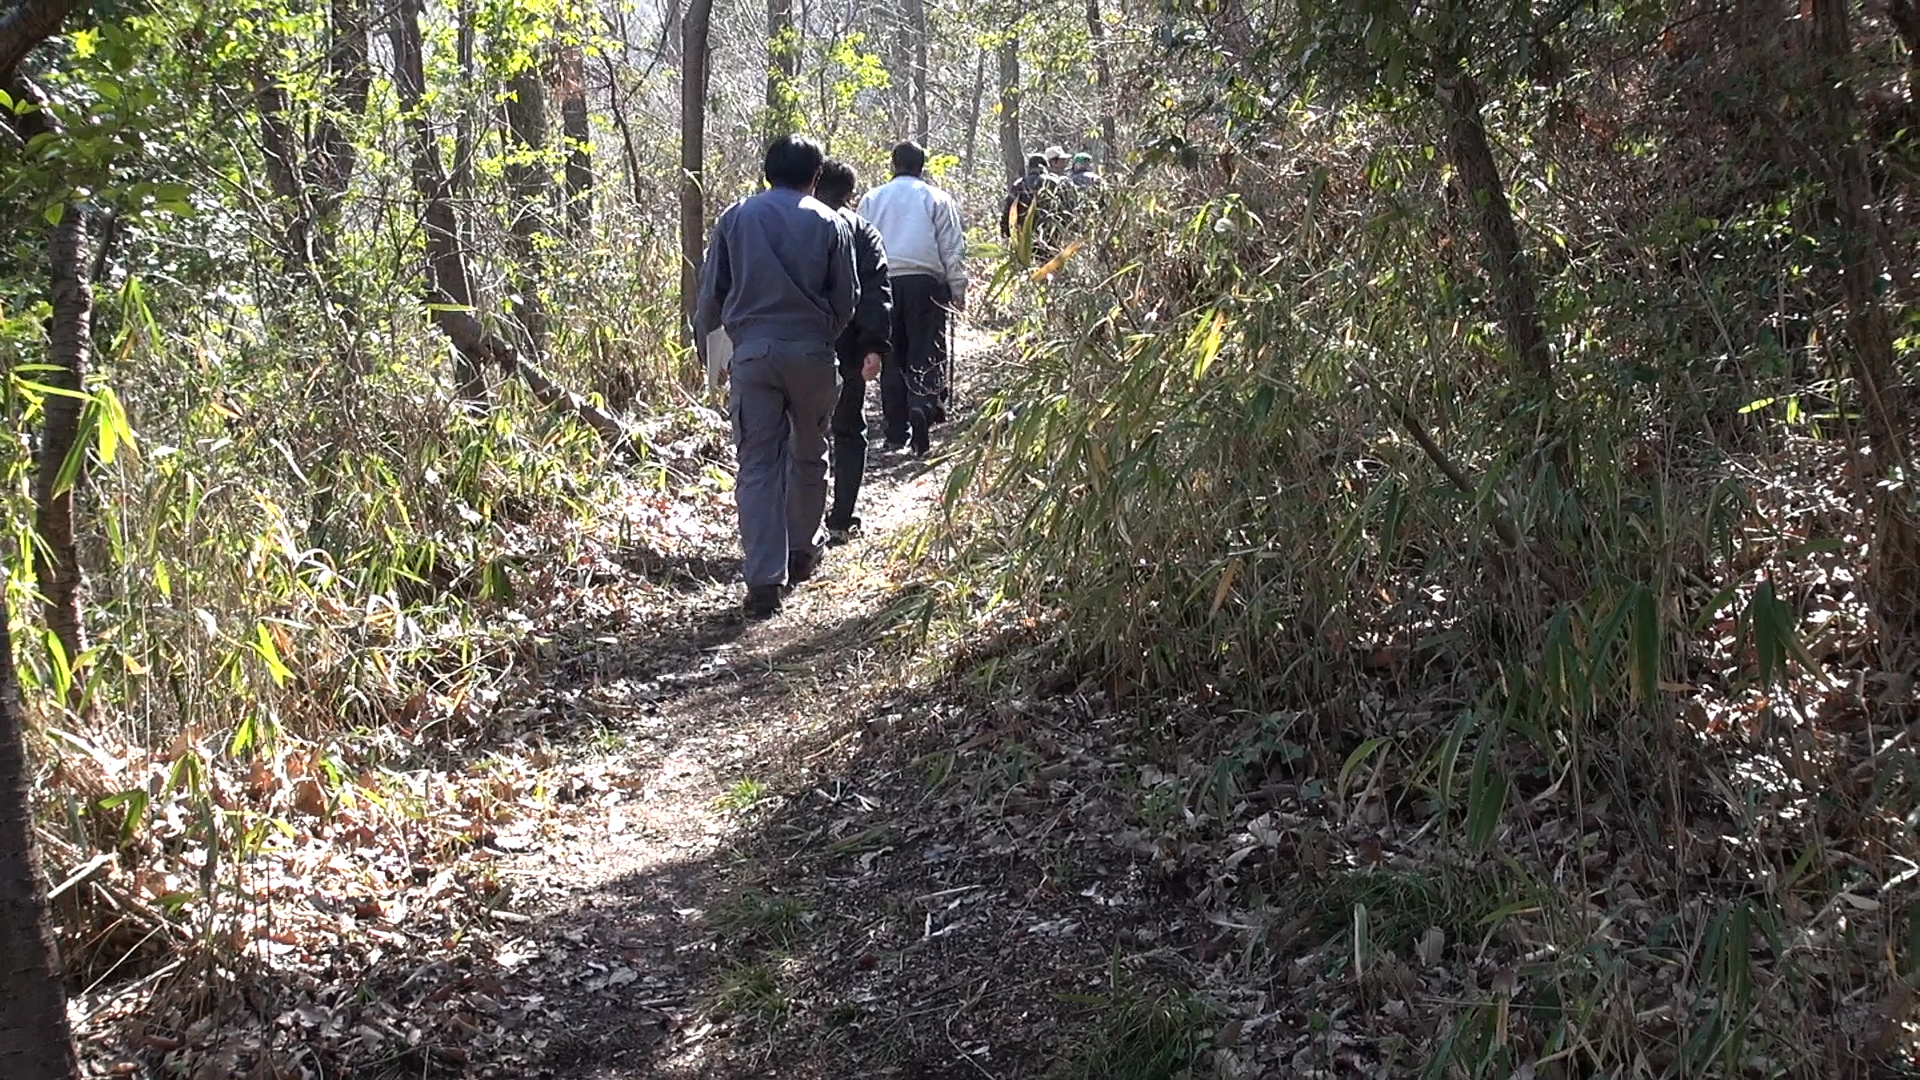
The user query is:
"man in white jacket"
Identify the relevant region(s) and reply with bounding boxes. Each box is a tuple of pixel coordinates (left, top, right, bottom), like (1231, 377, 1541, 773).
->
(858, 141, 967, 457)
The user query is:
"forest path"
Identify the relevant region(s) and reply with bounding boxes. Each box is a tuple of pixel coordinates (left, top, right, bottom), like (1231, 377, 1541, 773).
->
(481, 324, 1140, 1079)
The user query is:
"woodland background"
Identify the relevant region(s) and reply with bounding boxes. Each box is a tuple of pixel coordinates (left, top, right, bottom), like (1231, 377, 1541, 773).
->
(5, 0, 1920, 1076)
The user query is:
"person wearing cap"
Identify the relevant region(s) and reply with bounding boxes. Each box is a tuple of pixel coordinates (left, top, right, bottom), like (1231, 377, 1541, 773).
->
(1043, 145, 1070, 175)
(1067, 151, 1103, 191)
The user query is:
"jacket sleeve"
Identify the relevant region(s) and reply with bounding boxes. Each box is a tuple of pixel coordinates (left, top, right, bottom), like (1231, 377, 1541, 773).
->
(827, 215, 858, 335)
(693, 211, 730, 344)
(934, 193, 967, 301)
(998, 186, 1015, 238)
(852, 220, 893, 357)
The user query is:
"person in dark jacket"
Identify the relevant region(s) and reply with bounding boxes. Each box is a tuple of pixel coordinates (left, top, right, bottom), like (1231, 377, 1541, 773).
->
(1001, 152, 1064, 257)
(814, 160, 892, 544)
(695, 134, 858, 619)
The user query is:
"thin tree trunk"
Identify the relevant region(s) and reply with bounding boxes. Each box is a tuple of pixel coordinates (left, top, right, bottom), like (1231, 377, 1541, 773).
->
(505, 66, 552, 358)
(307, 0, 369, 258)
(37, 206, 89, 684)
(1890, 0, 1920, 104)
(255, 73, 316, 275)
(0, 579, 78, 1080)
(390, 0, 487, 403)
(997, 37, 1022, 180)
(906, 0, 929, 143)
(1085, 0, 1115, 161)
(1435, 66, 1551, 390)
(558, 43, 593, 232)
(600, 48, 647, 207)
(11, 77, 89, 691)
(962, 47, 986, 178)
(765, 0, 797, 137)
(390, 2, 632, 447)
(254, 0, 368, 304)
(452, 0, 478, 254)
(1816, 0, 1920, 645)
(680, 0, 714, 348)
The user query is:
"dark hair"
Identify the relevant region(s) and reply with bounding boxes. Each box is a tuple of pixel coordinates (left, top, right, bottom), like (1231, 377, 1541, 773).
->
(764, 134, 827, 190)
(1025, 153, 1047, 170)
(891, 140, 927, 178)
(816, 160, 858, 207)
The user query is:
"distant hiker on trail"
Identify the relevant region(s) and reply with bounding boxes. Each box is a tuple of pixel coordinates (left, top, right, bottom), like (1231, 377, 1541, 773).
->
(858, 140, 967, 459)
(695, 134, 858, 620)
(1001, 152, 1064, 256)
(1044, 145, 1070, 176)
(813, 159, 893, 545)
(1067, 152, 1103, 193)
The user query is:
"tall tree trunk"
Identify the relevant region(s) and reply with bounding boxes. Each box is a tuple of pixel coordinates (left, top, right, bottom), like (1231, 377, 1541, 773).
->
(764, 0, 797, 137)
(996, 36, 1022, 180)
(963, 47, 986, 178)
(390, 0, 487, 403)
(0, 581, 78, 1080)
(906, 0, 930, 143)
(1816, 0, 1920, 645)
(0, 0, 74, 83)
(505, 66, 552, 359)
(1085, 0, 1115, 161)
(10, 78, 88, 692)
(557, 42, 593, 232)
(1435, 66, 1551, 391)
(680, 0, 714, 348)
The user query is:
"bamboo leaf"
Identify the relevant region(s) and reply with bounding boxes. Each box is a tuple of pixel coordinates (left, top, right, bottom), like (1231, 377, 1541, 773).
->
(1338, 735, 1391, 800)
(1192, 308, 1227, 380)
(1466, 729, 1506, 850)
(1628, 582, 1660, 704)
(1209, 556, 1242, 616)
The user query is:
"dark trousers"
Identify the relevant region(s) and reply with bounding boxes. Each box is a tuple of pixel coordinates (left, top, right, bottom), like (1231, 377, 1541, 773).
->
(828, 349, 866, 530)
(881, 273, 948, 444)
(933, 316, 952, 411)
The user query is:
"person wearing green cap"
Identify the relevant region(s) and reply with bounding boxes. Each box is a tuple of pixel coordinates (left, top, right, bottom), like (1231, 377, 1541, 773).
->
(1067, 151, 1103, 192)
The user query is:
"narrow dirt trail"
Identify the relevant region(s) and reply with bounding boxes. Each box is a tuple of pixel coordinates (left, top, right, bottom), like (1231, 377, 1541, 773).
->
(476, 326, 1146, 1079)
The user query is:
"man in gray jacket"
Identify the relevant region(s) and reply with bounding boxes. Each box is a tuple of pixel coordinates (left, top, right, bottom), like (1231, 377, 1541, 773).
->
(859, 141, 967, 458)
(696, 134, 858, 619)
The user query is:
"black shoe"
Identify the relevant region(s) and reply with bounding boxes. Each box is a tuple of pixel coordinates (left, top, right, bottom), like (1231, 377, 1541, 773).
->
(743, 584, 785, 620)
(881, 438, 908, 453)
(909, 410, 931, 458)
(826, 517, 861, 546)
(788, 544, 824, 584)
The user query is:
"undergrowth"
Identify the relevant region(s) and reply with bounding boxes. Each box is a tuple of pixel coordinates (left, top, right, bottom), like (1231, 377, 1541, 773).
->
(931, 14, 1920, 1077)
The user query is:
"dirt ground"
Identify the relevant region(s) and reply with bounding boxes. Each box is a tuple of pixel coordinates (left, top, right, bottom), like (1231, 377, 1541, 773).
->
(475, 326, 1198, 1079)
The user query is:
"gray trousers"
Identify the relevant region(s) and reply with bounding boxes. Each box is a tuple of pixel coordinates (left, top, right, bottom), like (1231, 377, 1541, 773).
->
(728, 341, 840, 587)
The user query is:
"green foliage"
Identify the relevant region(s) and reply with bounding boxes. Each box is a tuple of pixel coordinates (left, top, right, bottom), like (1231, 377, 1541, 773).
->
(1052, 973, 1212, 1080)
(0, 0, 694, 1012)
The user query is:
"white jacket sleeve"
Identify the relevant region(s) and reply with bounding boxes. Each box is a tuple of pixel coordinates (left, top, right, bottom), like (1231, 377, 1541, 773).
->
(934, 193, 967, 300)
